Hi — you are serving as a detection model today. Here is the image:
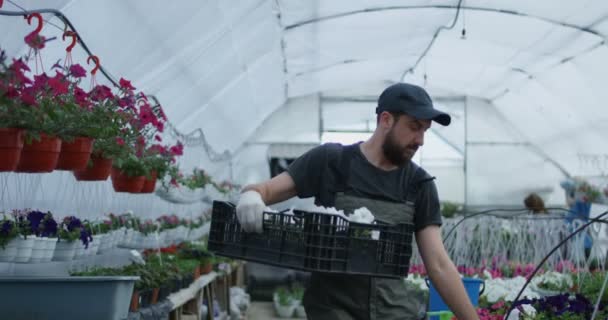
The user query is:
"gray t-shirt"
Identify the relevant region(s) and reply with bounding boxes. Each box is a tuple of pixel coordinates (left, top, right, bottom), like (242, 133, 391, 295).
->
(287, 142, 442, 231)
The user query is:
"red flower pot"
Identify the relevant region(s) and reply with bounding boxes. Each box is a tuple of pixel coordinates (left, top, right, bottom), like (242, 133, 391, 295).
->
(15, 134, 61, 173)
(194, 265, 201, 280)
(138, 171, 158, 194)
(73, 155, 113, 181)
(0, 128, 24, 172)
(151, 288, 160, 305)
(201, 262, 213, 275)
(130, 290, 140, 312)
(111, 168, 145, 193)
(55, 137, 94, 171)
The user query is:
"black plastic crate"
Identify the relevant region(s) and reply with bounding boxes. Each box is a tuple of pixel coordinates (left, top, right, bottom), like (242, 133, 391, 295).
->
(208, 201, 415, 278)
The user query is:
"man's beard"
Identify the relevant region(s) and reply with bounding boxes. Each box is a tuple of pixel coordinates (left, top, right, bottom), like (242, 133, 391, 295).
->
(382, 127, 418, 167)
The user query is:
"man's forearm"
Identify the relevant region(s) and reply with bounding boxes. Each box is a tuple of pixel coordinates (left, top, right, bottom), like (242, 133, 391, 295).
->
(427, 262, 479, 320)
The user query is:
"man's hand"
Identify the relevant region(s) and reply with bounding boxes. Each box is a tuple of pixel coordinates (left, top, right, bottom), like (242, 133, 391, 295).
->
(236, 190, 266, 233)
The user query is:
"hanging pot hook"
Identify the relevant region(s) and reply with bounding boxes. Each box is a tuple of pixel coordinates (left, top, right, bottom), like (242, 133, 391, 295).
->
(26, 13, 43, 34)
(62, 31, 77, 52)
(87, 55, 100, 75)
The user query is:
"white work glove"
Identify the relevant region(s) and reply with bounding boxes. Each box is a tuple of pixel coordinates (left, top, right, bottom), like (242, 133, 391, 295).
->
(236, 190, 265, 233)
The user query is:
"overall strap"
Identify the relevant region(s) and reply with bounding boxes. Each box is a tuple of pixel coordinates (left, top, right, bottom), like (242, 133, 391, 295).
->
(403, 162, 435, 203)
(335, 143, 358, 191)
(318, 143, 358, 207)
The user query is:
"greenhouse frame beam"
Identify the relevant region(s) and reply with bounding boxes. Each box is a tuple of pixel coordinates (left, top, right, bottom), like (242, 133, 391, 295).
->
(285, 5, 603, 37)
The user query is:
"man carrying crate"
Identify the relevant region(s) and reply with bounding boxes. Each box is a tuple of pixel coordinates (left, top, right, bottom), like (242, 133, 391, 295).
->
(236, 83, 479, 320)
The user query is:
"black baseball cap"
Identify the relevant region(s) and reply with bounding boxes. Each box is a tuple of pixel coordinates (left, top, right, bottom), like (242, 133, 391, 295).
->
(376, 83, 451, 126)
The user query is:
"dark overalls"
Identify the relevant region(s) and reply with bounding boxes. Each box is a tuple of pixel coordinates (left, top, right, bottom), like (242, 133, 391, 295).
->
(303, 145, 430, 320)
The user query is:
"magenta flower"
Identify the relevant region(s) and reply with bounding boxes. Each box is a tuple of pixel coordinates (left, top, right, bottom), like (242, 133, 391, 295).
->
(47, 72, 69, 96)
(170, 142, 184, 156)
(24, 31, 45, 50)
(119, 78, 136, 91)
(89, 85, 114, 102)
(69, 64, 87, 78)
(20, 87, 37, 105)
(73, 86, 89, 108)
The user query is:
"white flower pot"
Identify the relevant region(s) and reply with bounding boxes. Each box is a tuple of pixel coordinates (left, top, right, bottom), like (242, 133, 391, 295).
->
(29, 237, 46, 263)
(295, 305, 306, 318)
(44, 238, 57, 262)
(89, 235, 102, 255)
(53, 240, 78, 261)
(73, 242, 85, 259)
(97, 233, 111, 253)
(14, 237, 35, 263)
(274, 302, 295, 318)
(0, 238, 19, 262)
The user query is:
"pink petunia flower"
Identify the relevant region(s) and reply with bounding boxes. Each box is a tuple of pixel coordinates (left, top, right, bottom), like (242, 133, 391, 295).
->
(69, 64, 87, 78)
(119, 78, 136, 91)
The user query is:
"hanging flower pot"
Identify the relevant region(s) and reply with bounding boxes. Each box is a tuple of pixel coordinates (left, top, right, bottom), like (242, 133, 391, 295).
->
(0, 128, 24, 172)
(111, 168, 145, 193)
(138, 171, 158, 194)
(15, 134, 62, 173)
(73, 155, 112, 181)
(55, 137, 94, 171)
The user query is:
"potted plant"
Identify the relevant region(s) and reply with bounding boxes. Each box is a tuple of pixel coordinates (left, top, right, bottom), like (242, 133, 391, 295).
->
(38, 212, 58, 262)
(12, 67, 74, 173)
(273, 286, 296, 318)
(0, 52, 66, 173)
(72, 84, 123, 180)
(11, 209, 35, 263)
(291, 283, 306, 318)
(25, 210, 47, 263)
(0, 50, 26, 171)
(53, 216, 82, 261)
(0, 216, 19, 262)
(51, 64, 99, 171)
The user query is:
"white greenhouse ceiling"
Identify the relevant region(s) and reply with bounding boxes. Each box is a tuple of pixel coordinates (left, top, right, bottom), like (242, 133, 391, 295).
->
(1, 0, 607, 206)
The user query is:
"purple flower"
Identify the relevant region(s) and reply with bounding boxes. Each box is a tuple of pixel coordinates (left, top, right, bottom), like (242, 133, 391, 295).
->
(41, 213, 57, 237)
(69, 64, 87, 78)
(79, 229, 91, 249)
(64, 216, 82, 231)
(1, 220, 13, 236)
(27, 210, 45, 236)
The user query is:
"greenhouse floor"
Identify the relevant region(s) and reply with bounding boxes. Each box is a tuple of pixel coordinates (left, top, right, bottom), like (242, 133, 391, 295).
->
(247, 301, 283, 319)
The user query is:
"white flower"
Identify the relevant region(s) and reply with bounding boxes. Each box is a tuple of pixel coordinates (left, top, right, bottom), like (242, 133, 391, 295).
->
(506, 305, 536, 320)
(482, 276, 539, 303)
(350, 207, 375, 224)
(404, 274, 428, 291)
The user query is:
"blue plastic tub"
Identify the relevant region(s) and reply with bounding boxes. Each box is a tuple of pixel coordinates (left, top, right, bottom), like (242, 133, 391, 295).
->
(426, 277, 484, 318)
(0, 276, 138, 320)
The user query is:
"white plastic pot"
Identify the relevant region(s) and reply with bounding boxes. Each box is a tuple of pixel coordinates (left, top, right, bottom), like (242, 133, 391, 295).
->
(52, 240, 78, 261)
(0, 238, 19, 262)
(97, 233, 111, 253)
(73, 241, 86, 260)
(44, 238, 57, 262)
(89, 235, 102, 255)
(295, 305, 306, 318)
(28, 237, 46, 263)
(274, 302, 295, 318)
(14, 237, 35, 263)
